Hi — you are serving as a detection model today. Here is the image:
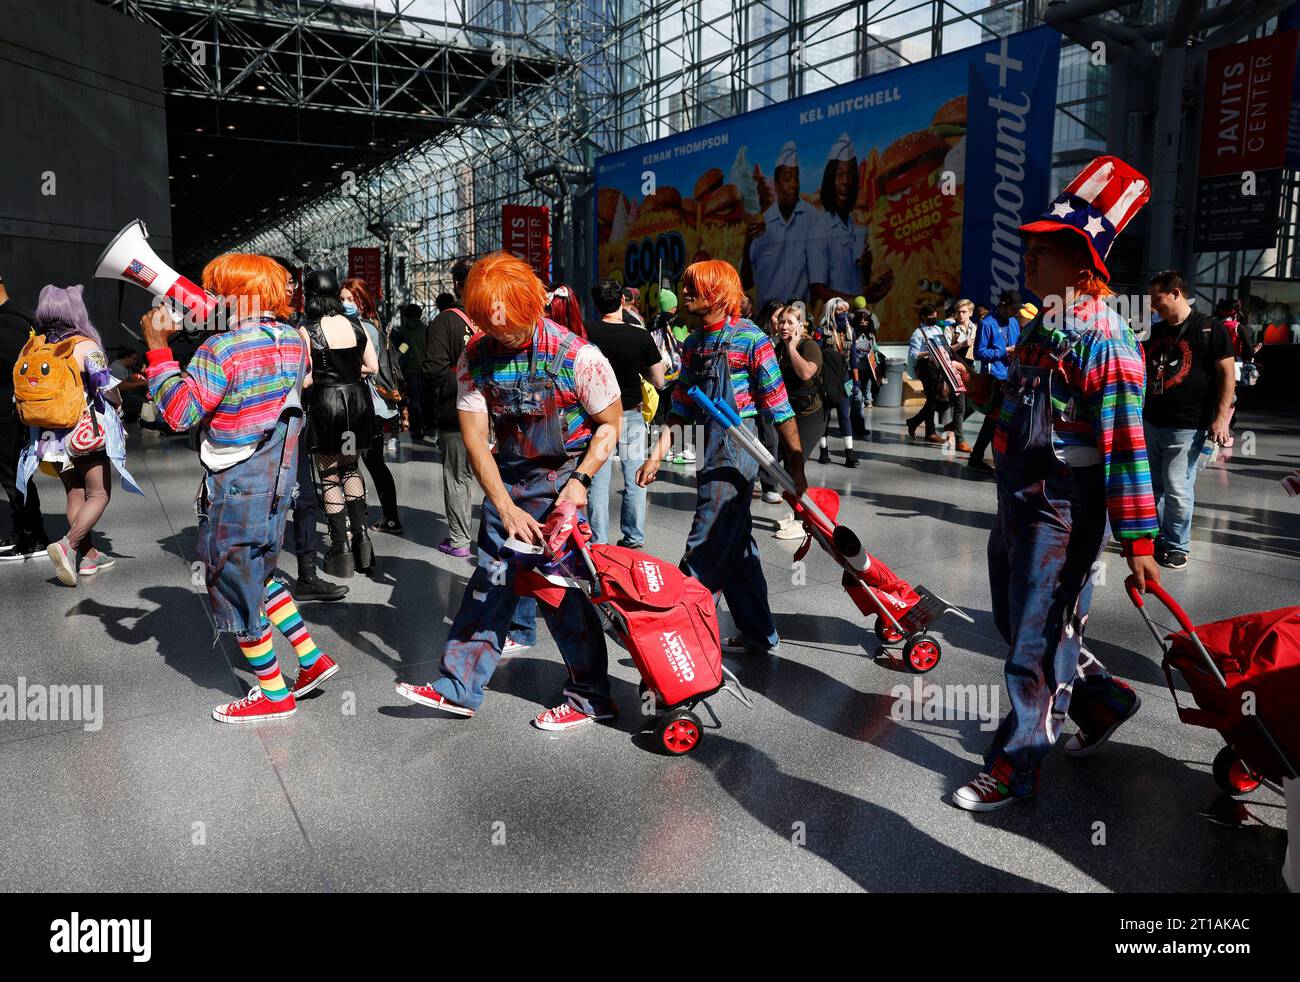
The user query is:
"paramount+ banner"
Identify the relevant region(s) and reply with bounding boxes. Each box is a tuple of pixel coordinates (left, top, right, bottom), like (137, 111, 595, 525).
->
(594, 27, 1058, 341)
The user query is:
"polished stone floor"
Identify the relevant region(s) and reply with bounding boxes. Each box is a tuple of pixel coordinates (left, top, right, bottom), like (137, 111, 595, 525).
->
(1, 405, 1296, 892)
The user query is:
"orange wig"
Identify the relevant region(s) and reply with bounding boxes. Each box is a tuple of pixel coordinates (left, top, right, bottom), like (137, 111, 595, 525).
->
(202, 253, 292, 320)
(463, 251, 546, 335)
(683, 260, 744, 318)
(341, 277, 378, 320)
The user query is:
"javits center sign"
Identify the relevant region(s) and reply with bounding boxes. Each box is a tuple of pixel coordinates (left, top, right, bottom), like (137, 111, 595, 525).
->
(594, 27, 1058, 340)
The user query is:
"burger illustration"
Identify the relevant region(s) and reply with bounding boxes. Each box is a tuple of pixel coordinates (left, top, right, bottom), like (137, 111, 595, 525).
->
(930, 96, 967, 149)
(876, 129, 948, 202)
(691, 167, 745, 224)
(930, 96, 968, 187)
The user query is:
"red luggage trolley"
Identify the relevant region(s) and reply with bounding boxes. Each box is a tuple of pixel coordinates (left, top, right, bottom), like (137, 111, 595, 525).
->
(513, 503, 751, 756)
(690, 386, 972, 673)
(1128, 579, 1300, 796)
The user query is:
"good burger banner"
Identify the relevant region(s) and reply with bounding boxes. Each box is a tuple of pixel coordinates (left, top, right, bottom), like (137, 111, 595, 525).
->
(594, 26, 1059, 341)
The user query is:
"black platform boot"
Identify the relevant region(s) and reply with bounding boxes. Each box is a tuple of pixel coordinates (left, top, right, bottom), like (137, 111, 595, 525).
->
(347, 500, 374, 573)
(295, 552, 348, 601)
(843, 446, 859, 468)
(817, 444, 831, 465)
(323, 512, 354, 578)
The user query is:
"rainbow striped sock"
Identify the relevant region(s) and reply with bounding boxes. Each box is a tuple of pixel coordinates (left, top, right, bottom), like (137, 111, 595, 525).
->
(237, 622, 290, 701)
(265, 578, 321, 670)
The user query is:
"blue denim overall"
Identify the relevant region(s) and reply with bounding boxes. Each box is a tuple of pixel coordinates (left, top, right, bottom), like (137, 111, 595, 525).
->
(985, 329, 1136, 795)
(432, 328, 612, 714)
(681, 320, 780, 654)
(195, 346, 305, 638)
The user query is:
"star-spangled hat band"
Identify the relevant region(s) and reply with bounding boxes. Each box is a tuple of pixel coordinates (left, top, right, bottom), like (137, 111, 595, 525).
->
(1018, 155, 1151, 282)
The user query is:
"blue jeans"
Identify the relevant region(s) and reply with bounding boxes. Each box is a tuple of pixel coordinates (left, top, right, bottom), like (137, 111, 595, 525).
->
(985, 462, 1136, 795)
(434, 462, 610, 714)
(588, 409, 648, 546)
(1144, 424, 1205, 556)
(682, 418, 780, 654)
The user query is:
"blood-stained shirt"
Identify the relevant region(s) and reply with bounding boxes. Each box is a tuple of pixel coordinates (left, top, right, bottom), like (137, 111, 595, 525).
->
(992, 296, 1157, 553)
(455, 317, 619, 454)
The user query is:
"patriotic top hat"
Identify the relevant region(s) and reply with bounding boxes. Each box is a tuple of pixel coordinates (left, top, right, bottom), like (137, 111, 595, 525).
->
(1018, 155, 1150, 282)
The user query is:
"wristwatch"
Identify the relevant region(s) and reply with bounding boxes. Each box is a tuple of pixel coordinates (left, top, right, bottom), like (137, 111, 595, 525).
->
(567, 471, 592, 490)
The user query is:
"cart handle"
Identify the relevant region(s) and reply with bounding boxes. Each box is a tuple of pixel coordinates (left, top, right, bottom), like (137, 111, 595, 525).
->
(1126, 575, 1230, 691)
(1125, 576, 1196, 635)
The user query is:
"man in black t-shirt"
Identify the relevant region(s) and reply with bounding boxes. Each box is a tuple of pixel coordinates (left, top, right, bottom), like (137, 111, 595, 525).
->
(0, 273, 49, 559)
(587, 279, 666, 547)
(1143, 270, 1235, 570)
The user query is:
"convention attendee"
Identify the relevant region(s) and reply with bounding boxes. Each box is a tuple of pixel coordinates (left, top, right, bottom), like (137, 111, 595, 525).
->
(620, 286, 645, 328)
(1143, 270, 1234, 571)
(742, 141, 814, 311)
(850, 298, 883, 412)
(942, 298, 976, 453)
(648, 288, 682, 419)
(905, 303, 951, 445)
(284, 268, 345, 603)
(587, 278, 666, 548)
(775, 307, 824, 540)
(303, 270, 379, 578)
(16, 285, 141, 585)
(637, 260, 805, 656)
(394, 251, 623, 729)
(342, 278, 402, 535)
(395, 303, 428, 441)
(107, 348, 148, 424)
(951, 156, 1159, 811)
(142, 254, 339, 722)
(1215, 296, 1256, 447)
(815, 299, 856, 468)
(809, 134, 894, 307)
(969, 289, 1021, 473)
(752, 300, 786, 503)
(423, 259, 479, 557)
(547, 283, 587, 340)
(0, 273, 49, 560)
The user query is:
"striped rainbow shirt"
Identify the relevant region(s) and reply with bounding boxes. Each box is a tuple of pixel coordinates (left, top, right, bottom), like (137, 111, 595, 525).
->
(670, 317, 794, 425)
(992, 297, 1157, 549)
(463, 317, 596, 454)
(146, 318, 305, 452)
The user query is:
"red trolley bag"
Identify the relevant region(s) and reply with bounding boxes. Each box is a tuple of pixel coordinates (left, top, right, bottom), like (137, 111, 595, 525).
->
(583, 545, 724, 706)
(1129, 578, 1300, 795)
(514, 502, 750, 755)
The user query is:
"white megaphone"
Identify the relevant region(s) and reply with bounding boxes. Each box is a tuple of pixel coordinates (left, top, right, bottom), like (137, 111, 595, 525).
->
(94, 219, 218, 322)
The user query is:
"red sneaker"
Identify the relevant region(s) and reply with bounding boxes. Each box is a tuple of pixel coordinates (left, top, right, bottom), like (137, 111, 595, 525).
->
(533, 703, 616, 731)
(394, 682, 475, 716)
(292, 654, 339, 698)
(213, 688, 297, 723)
(952, 767, 1032, 812)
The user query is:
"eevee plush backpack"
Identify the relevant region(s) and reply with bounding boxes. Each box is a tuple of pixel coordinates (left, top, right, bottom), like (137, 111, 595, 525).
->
(12, 334, 87, 429)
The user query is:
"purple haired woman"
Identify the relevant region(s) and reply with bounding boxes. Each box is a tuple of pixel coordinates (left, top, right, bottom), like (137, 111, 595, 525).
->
(16, 285, 142, 586)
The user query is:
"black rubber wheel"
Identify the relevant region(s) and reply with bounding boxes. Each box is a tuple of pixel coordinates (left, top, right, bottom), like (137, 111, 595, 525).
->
(902, 633, 941, 674)
(657, 709, 703, 755)
(874, 615, 905, 645)
(1212, 745, 1261, 796)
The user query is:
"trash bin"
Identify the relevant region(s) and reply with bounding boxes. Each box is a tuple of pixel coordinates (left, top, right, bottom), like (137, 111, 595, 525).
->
(874, 353, 907, 408)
